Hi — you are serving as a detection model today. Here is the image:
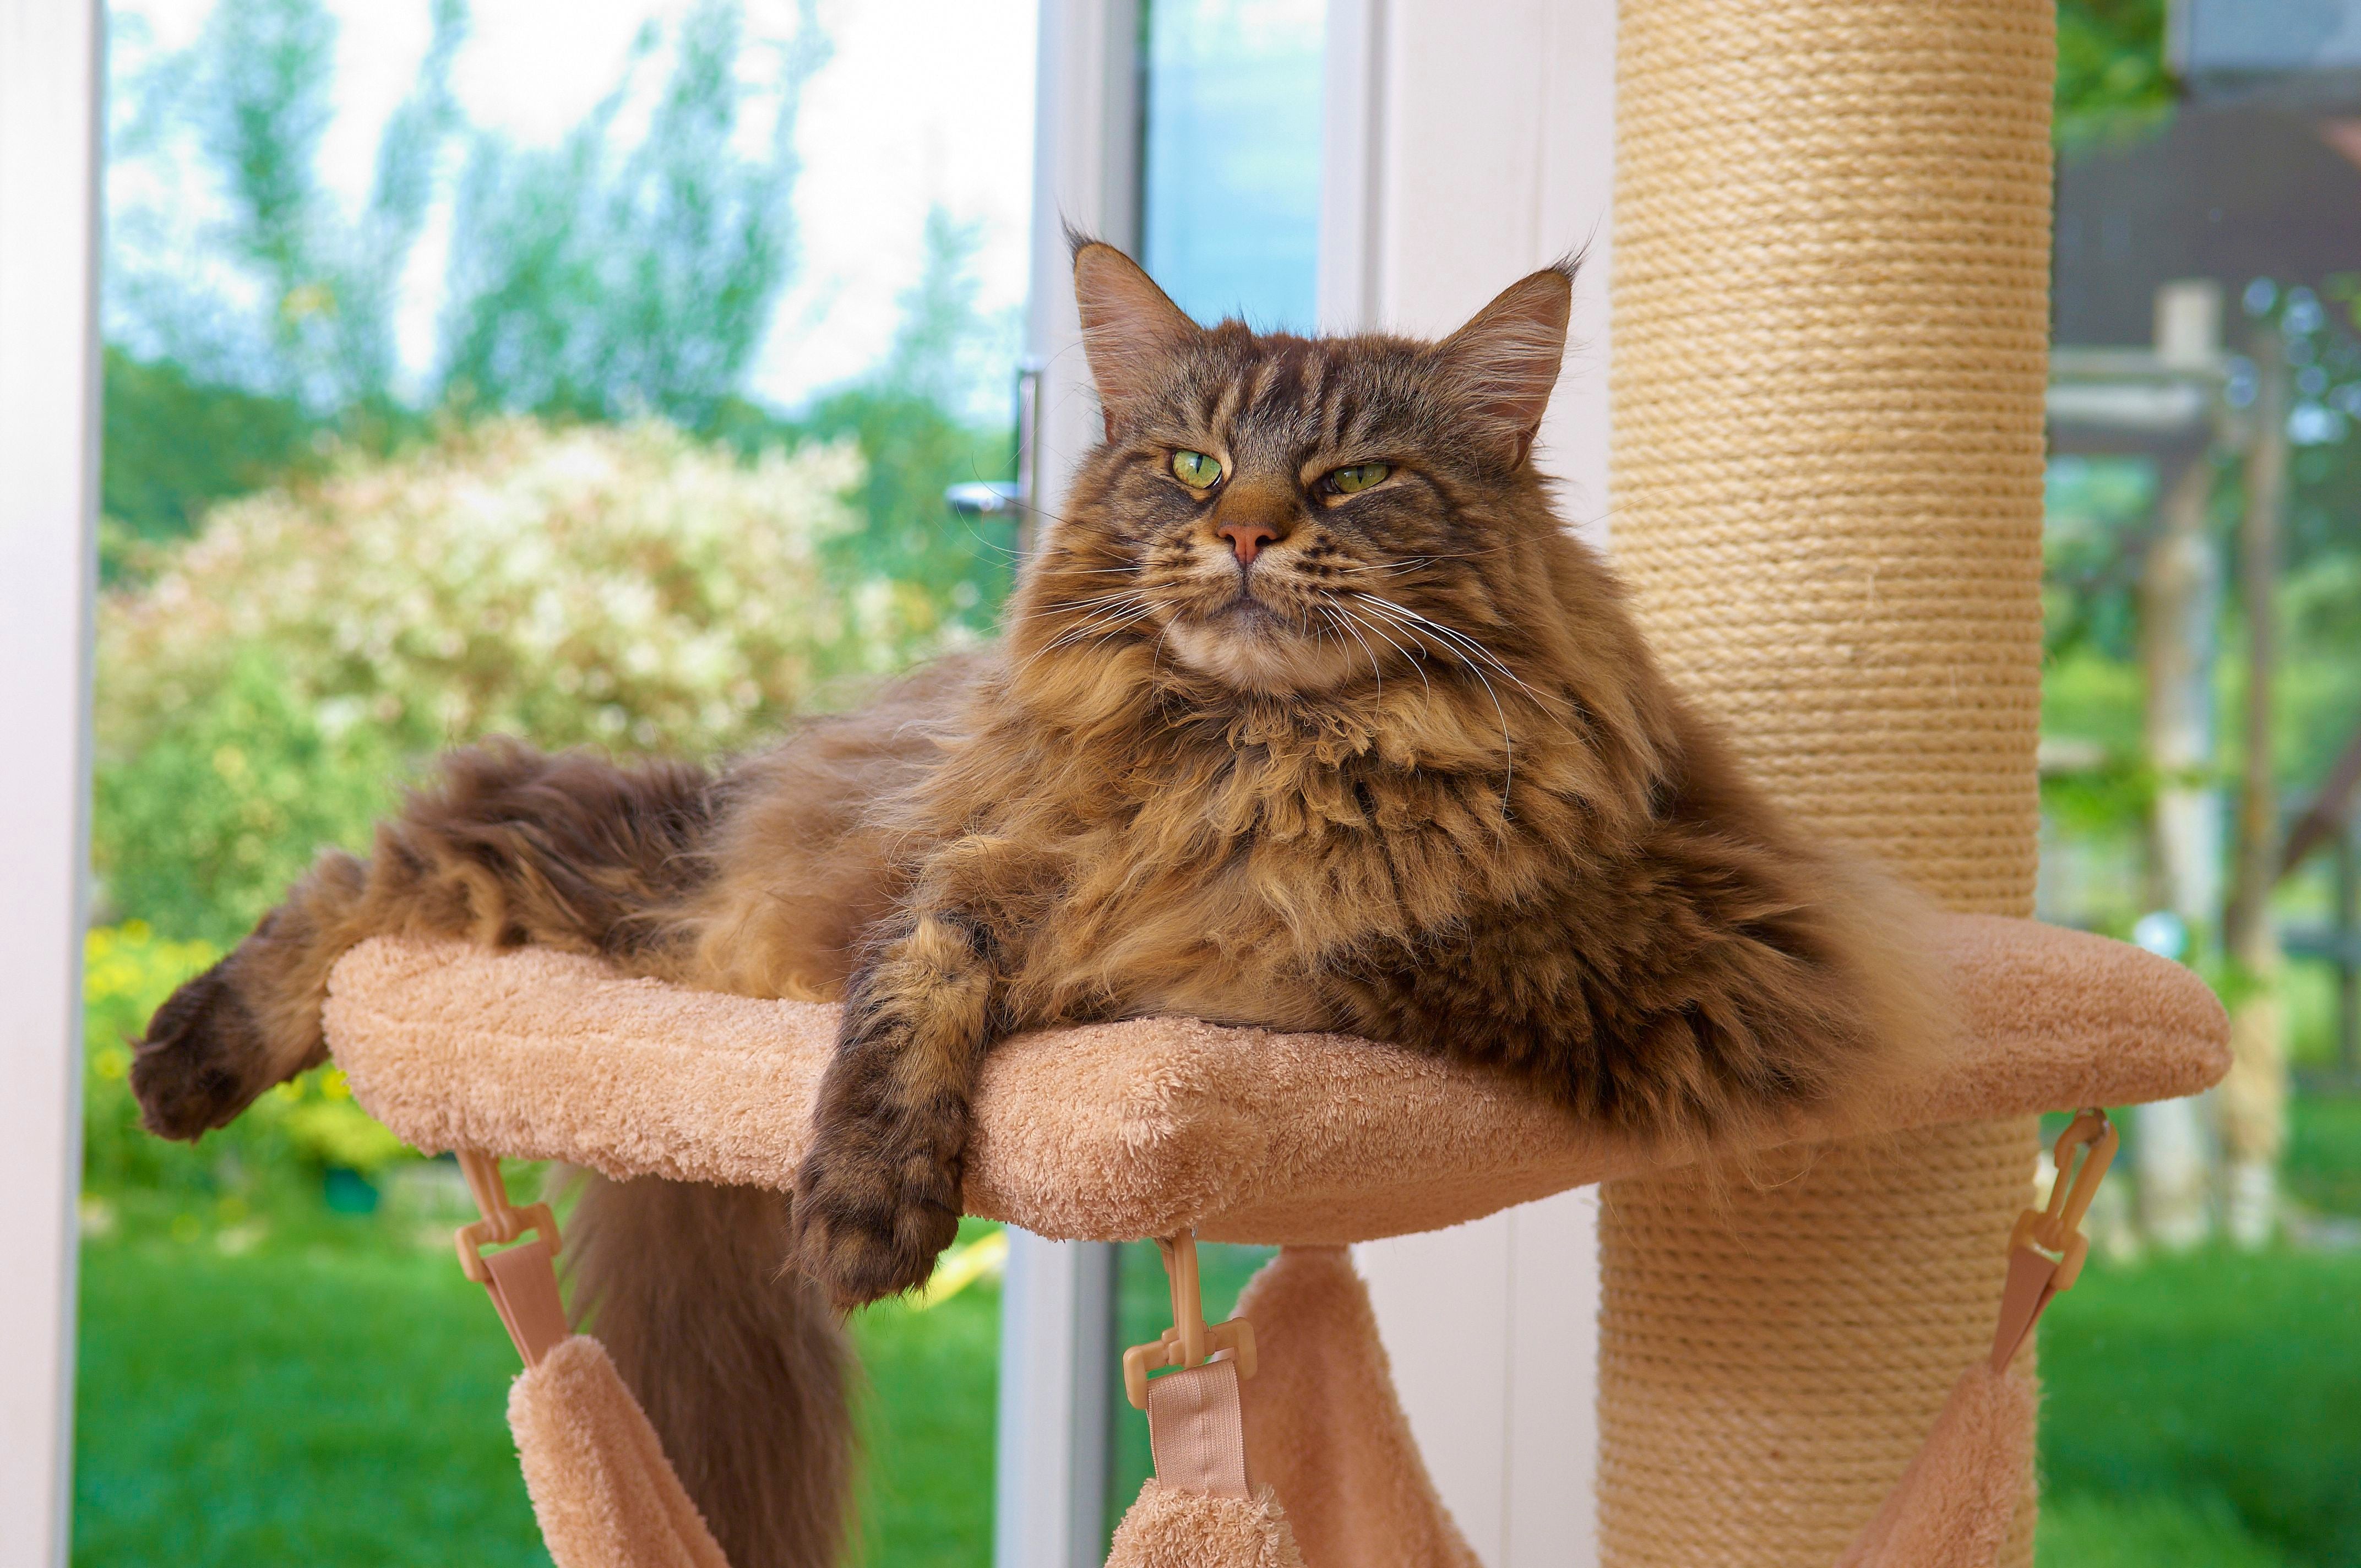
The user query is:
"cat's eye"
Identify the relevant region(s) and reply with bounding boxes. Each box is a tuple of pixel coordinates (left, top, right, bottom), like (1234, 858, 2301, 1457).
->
(1171, 450, 1223, 488)
(1325, 462, 1391, 495)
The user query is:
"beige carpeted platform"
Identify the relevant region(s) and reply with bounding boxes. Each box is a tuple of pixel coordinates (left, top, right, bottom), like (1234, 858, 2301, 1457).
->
(325, 912, 2227, 1246)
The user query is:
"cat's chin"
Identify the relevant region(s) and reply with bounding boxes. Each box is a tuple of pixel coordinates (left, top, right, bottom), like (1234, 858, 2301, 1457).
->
(1160, 605, 1365, 696)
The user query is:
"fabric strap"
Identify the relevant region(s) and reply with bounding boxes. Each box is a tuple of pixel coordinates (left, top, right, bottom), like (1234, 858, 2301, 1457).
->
(483, 1237, 572, 1368)
(1986, 1244, 2063, 1373)
(1145, 1360, 1250, 1499)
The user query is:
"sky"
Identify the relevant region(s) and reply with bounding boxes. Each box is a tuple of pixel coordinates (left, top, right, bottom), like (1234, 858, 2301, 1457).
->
(109, 0, 1038, 413)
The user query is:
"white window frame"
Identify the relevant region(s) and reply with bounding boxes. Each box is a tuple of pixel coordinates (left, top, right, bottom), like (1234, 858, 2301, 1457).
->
(0, 2, 102, 1564)
(994, 3, 1140, 1565)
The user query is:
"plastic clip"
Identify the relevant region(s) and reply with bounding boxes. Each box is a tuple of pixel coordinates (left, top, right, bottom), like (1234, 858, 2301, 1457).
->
(1990, 1108, 2118, 1370)
(1122, 1231, 1258, 1411)
(453, 1148, 571, 1366)
(453, 1147, 561, 1284)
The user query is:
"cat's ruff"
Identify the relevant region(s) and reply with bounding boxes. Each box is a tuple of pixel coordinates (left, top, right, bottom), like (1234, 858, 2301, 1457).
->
(325, 914, 2222, 1244)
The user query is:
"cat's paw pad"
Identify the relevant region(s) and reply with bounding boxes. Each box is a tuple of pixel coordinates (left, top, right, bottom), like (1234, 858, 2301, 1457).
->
(791, 1142, 962, 1310)
(130, 965, 266, 1141)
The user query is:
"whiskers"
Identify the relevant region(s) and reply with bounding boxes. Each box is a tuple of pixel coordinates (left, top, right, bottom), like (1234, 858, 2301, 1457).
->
(1329, 590, 1568, 826)
(1353, 594, 1553, 711)
(1000, 550, 1554, 835)
(1040, 596, 1153, 658)
(1318, 541, 1519, 582)
(1005, 576, 1157, 677)
(1317, 592, 1429, 704)
(1002, 583, 1145, 628)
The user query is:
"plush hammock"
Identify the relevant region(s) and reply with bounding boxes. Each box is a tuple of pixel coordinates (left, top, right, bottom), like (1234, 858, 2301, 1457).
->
(322, 1, 2233, 1563)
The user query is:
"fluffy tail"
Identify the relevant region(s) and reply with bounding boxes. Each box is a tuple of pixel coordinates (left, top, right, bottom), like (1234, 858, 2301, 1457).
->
(567, 1175, 857, 1568)
(132, 740, 725, 1140)
(130, 738, 863, 1559)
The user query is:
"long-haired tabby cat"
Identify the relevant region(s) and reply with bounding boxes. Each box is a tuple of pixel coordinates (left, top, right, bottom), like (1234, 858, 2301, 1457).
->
(132, 240, 1935, 1567)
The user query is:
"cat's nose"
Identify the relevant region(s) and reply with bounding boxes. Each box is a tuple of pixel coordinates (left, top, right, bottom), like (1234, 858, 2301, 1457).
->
(1216, 518, 1284, 564)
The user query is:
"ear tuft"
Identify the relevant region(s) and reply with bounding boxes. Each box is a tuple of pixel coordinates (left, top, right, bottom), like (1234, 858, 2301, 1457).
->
(1073, 242, 1199, 432)
(1437, 265, 1574, 468)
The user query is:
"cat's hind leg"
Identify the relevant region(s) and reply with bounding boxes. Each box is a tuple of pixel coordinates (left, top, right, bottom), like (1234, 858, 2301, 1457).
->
(132, 741, 717, 1140)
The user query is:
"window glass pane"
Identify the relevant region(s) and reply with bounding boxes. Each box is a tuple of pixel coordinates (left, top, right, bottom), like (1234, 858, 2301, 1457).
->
(1139, 0, 1325, 330)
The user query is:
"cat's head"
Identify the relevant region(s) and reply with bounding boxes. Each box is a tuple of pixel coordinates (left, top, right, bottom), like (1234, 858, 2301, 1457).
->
(1017, 241, 1577, 702)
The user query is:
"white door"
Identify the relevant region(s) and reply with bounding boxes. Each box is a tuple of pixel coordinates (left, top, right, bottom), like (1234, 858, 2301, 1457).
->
(0, 3, 103, 1565)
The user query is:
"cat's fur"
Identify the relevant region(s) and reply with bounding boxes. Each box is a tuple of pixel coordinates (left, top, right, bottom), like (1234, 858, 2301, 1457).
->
(132, 242, 1936, 1567)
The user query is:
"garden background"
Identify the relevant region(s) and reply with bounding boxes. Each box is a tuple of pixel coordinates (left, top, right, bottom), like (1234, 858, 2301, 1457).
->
(74, 2, 2361, 1565)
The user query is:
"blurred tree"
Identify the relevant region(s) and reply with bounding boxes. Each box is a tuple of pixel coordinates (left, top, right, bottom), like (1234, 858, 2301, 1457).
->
(2055, 0, 2175, 148)
(93, 647, 400, 947)
(94, 419, 882, 946)
(792, 208, 1021, 639)
(436, 0, 827, 426)
(101, 0, 824, 544)
(2237, 284, 2361, 804)
(99, 347, 323, 579)
(110, 0, 466, 409)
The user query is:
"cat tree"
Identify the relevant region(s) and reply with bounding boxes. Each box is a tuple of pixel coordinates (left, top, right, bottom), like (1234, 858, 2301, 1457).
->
(318, 0, 2231, 1562)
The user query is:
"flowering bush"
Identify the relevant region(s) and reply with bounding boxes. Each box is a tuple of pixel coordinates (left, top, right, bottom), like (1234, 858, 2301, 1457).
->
(95, 418, 909, 943)
(81, 923, 410, 1236)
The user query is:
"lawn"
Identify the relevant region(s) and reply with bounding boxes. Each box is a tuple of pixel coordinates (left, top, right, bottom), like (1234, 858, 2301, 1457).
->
(72, 1237, 998, 1568)
(76, 1231, 2361, 1566)
(2037, 1246, 2361, 1568)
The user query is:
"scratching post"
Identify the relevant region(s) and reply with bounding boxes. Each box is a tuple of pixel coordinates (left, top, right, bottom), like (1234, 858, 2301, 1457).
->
(1603, 2, 2054, 1565)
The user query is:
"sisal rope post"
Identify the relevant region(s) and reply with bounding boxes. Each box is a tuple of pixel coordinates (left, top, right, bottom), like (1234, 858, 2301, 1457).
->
(1600, 2, 2054, 1565)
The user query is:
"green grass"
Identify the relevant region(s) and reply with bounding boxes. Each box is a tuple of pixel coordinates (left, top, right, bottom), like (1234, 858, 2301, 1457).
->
(72, 1238, 1001, 1568)
(74, 1242, 549, 1567)
(2038, 1493, 2303, 1568)
(2037, 1246, 2361, 1567)
(73, 1223, 2361, 1566)
(852, 1271, 998, 1566)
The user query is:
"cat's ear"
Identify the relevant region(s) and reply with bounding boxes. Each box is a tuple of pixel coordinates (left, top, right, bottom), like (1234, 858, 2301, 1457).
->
(1073, 239, 1198, 436)
(1438, 264, 1574, 469)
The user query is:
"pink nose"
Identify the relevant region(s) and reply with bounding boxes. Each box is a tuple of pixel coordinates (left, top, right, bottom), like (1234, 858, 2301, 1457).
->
(1217, 519, 1282, 564)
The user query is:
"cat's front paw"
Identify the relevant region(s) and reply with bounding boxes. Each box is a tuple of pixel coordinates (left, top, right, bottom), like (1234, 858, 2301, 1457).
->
(790, 1124, 963, 1310)
(130, 961, 270, 1141)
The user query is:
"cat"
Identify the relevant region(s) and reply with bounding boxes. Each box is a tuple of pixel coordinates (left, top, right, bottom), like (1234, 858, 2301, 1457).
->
(131, 239, 1937, 1568)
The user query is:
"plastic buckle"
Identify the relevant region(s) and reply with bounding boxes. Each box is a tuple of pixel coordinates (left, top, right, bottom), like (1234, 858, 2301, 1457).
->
(1122, 1231, 1258, 1411)
(2010, 1107, 2118, 1291)
(453, 1147, 561, 1283)
(1989, 1107, 2118, 1370)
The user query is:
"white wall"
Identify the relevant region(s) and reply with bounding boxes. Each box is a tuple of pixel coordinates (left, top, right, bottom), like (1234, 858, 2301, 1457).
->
(1356, 1191, 1603, 1565)
(1325, 1, 1618, 1561)
(0, 2, 102, 1563)
(1321, 0, 1616, 550)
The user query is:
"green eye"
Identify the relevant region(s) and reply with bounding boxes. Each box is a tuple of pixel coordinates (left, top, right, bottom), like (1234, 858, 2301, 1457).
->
(1326, 462, 1391, 495)
(1171, 450, 1223, 488)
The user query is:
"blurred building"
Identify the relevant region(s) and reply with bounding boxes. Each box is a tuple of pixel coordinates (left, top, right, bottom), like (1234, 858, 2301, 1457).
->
(2057, 1, 2361, 345)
